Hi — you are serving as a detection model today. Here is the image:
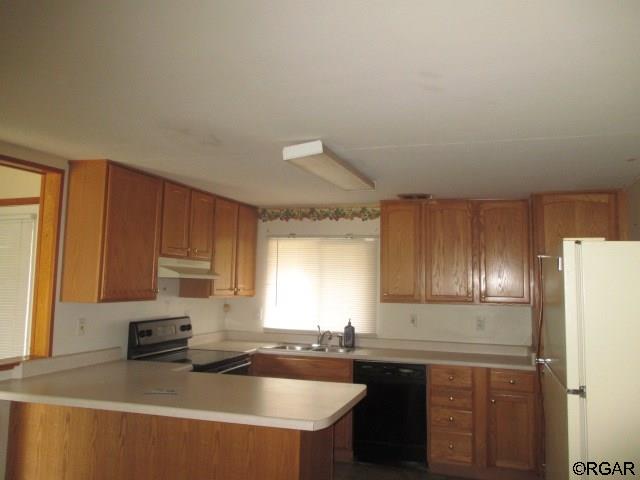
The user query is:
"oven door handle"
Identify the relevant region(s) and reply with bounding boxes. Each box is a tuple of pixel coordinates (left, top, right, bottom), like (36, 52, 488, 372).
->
(217, 360, 252, 374)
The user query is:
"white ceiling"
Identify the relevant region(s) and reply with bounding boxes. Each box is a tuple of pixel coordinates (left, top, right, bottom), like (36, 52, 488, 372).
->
(1, 1, 640, 206)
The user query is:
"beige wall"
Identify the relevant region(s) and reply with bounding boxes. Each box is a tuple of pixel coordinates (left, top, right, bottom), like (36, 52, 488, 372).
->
(627, 177, 640, 240)
(0, 164, 41, 199)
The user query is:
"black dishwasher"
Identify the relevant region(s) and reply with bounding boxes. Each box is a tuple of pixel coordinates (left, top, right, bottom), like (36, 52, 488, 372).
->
(353, 361, 426, 464)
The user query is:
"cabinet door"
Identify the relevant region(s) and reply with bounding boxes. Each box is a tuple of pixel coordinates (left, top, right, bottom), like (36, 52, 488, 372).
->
(380, 201, 423, 302)
(101, 165, 162, 301)
(160, 182, 191, 257)
(488, 392, 536, 471)
(533, 192, 622, 256)
(212, 198, 239, 296)
(424, 201, 474, 302)
(477, 200, 530, 304)
(235, 205, 258, 296)
(189, 191, 214, 260)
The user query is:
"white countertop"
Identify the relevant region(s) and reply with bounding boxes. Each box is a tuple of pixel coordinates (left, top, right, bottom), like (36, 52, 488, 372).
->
(194, 340, 535, 371)
(0, 360, 366, 431)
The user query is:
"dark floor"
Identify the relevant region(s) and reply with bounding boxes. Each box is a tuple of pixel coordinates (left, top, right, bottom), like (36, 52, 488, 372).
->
(334, 462, 465, 480)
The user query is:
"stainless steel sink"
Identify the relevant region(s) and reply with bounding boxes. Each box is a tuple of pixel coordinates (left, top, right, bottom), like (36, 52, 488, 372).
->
(266, 344, 354, 354)
(269, 344, 315, 351)
(310, 346, 354, 353)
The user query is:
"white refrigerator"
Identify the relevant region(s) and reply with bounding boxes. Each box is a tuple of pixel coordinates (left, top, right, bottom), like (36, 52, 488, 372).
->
(540, 239, 640, 479)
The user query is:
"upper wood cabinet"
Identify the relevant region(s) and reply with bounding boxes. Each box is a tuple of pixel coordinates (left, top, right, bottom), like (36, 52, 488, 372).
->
(189, 191, 215, 260)
(61, 161, 162, 302)
(477, 200, 530, 304)
(235, 205, 258, 296)
(424, 200, 474, 303)
(212, 199, 258, 297)
(212, 198, 239, 296)
(380, 198, 531, 305)
(161, 182, 191, 257)
(380, 201, 423, 302)
(532, 191, 626, 256)
(161, 183, 214, 260)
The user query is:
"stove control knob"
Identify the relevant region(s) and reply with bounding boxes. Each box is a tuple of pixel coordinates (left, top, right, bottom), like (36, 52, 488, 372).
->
(180, 325, 192, 332)
(139, 330, 146, 338)
(145, 330, 153, 337)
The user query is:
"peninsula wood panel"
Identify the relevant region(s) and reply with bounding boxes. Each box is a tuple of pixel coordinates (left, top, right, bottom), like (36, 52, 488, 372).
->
(424, 200, 474, 302)
(189, 190, 215, 260)
(235, 204, 258, 296)
(212, 198, 239, 296)
(251, 354, 353, 462)
(477, 200, 530, 304)
(380, 201, 422, 302)
(160, 182, 191, 257)
(100, 165, 162, 301)
(7, 402, 333, 480)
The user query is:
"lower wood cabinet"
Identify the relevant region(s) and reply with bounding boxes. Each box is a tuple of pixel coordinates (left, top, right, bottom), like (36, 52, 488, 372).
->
(428, 365, 538, 480)
(251, 354, 354, 461)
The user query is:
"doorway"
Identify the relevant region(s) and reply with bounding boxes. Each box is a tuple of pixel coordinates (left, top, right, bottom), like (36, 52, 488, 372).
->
(0, 156, 64, 361)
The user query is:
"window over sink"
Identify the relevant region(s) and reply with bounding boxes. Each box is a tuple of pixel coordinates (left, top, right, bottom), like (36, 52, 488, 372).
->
(263, 236, 377, 334)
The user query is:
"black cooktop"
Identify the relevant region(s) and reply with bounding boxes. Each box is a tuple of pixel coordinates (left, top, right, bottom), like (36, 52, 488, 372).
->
(144, 348, 246, 367)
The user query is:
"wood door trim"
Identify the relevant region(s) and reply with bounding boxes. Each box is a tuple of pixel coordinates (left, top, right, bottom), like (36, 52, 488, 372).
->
(0, 197, 40, 206)
(0, 154, 64, 357)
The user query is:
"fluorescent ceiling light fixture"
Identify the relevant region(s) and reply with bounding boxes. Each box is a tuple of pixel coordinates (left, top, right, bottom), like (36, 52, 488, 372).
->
(282, 140, 375, 191)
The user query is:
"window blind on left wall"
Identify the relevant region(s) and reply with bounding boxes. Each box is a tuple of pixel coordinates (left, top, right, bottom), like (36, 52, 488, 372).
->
(0, 214, 36, 359)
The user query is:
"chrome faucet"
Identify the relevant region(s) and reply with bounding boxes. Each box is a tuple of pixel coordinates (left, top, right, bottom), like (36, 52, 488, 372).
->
(317, 325, 333, 346)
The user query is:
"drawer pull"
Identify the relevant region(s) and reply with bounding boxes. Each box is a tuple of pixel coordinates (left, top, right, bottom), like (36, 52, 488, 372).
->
(448, 442, 454, 450)
(448, 416, 454, 422)
(509, 379, 516, 384)
(449, 396, 455, 401)
(448, 375, 454, 381)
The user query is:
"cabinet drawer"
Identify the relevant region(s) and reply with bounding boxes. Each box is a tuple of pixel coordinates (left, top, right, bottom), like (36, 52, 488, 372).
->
(431, 365, 473, 388)
(490, 369, 535, 393)
(430, 431, 473, 465)
(430, 388, 473, 410)
(430, 407, 473, 433)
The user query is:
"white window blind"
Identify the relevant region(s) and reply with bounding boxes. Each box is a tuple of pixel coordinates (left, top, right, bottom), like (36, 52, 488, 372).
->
(264, 236, 377, 334)
(0, 214, 36, 359)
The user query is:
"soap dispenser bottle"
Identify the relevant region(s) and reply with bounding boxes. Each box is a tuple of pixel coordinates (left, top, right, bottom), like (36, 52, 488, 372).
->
(343, 319, 355, 348)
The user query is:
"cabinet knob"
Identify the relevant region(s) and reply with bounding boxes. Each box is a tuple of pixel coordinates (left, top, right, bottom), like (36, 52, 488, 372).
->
(448, 442, 454, 450)
(509, 379, 516, 384)
(448, 375, 454, 381)
(490, 399, 496, 404)
(193, 248, 198, 254)
(448, 396, 455, 401)
(153, 288, 159, 294)
(448, 416, 454, 422)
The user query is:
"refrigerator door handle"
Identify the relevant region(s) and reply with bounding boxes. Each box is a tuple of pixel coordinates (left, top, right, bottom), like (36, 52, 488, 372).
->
(541, 362, 587, 398)
(567, 385, 587, 398)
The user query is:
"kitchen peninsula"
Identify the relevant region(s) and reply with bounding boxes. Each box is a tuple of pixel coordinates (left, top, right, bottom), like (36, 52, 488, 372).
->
(0, 360, 365, 480)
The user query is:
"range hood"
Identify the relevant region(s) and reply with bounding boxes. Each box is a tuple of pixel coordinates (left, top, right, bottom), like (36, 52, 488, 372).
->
(158, 257, 219, 280)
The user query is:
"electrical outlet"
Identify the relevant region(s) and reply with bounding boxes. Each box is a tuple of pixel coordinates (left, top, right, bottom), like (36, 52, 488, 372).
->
(410, 313, 418, 327)
(475, 316, 486, 332)
(76, 318, 86, 336)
